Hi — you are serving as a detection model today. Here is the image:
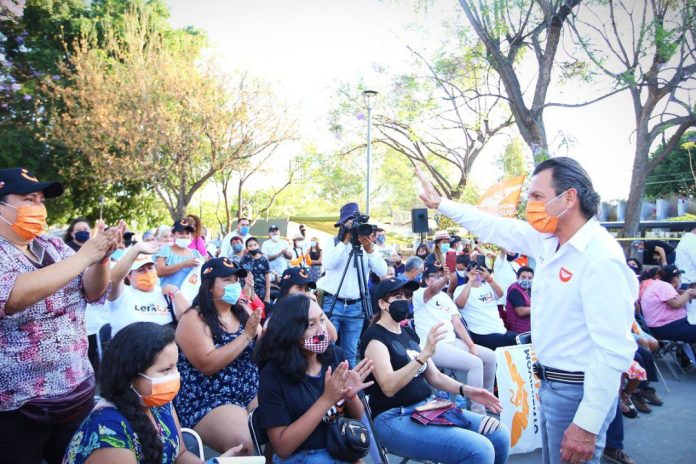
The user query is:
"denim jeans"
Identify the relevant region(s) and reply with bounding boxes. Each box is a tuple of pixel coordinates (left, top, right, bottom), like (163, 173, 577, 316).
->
(649, 317, 696, 343)
(539, 380, 616, 464)
(373, 399, 510, 464)
(324, 296, 364, 368)
(604, 401, 623, 450)
(272, 448, 348, 464)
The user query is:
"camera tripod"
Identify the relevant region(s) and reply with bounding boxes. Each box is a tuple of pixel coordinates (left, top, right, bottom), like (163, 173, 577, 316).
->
(327, 241, 373, 320)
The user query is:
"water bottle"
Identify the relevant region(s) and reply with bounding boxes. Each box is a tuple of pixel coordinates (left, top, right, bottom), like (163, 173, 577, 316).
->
(454, 394, 470, 410)
(436, 390, 449, 401)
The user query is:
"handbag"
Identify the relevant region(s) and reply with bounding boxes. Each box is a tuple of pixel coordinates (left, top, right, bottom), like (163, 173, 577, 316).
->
(326, 415, 371, 462)
(410, 400, 471, 428)
(19, 375, 96, 425)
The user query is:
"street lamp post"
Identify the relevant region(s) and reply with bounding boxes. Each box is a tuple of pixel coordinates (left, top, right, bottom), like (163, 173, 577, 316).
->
(363, 89, 378, 216)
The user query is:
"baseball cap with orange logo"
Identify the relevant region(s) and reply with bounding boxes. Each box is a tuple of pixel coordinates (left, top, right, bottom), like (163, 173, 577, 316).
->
(201, 257, 248, 280)
(0, 167, 63, 198)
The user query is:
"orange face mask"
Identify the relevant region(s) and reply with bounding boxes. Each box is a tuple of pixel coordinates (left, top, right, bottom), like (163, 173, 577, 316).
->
(133, 270, 158, 292)
(134, 372, 180, 407)
(0, 202, 47, 240)
(525, 191, 568, 234)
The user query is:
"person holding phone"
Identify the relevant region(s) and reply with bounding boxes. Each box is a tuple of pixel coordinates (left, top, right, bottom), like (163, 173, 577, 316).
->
(413, 263, 497, 415)
(174, 258, 261, 455)
(362, 278, 509, 463)
(453, 262, 519, 350)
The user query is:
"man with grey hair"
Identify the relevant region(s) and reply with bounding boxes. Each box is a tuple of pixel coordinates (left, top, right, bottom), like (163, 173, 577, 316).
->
(417, 157, 637, 464)
(399, 256, 424, 283)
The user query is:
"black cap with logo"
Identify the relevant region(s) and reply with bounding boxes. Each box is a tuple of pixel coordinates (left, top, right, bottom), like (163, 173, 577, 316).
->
(0, 168, 63, 198)
(201, 257, 248, 280)
(373, 277, 420, 302)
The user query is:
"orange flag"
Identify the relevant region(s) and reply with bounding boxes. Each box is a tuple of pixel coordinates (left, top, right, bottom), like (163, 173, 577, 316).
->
(478, 175, 526, 217)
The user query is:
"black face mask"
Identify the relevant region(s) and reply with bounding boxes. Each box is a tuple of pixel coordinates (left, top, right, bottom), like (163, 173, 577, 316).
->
(387, 300, 410, 323)
(249, 249, 261, 256)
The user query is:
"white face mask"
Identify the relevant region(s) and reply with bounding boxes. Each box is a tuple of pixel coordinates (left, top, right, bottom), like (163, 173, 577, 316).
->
(271, 234, 280, 242)
(174, 238, 191, 248)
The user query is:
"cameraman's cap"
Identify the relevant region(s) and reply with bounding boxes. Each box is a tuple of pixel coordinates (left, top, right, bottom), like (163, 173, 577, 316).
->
(129, 255, 155, 272)
(434, 230, 450, 241)
(269, 225, 279, 232)
(201, 257, 248, 280)
(423, 261, 444, 277)
(336, 202, 360, 226)
(661, 265, 684, 282)
(0, 167, 63, 198)
(280, 267, 316, 292)
(172, 220, 195, 233)
(373, 277, 419, 302)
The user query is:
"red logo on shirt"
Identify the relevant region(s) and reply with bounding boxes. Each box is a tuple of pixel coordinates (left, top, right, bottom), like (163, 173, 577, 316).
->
(559, 267, 573, 283)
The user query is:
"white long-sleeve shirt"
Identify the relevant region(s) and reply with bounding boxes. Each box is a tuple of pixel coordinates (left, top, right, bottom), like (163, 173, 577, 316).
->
(316, 237, 388, 299)
(675, 231, 696, 283)
(439, 198, 637, 434)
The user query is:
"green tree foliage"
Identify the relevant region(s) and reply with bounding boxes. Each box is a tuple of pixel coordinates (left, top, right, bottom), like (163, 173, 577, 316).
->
(497, 138, 530, 180)
(645, 132, 696, 198)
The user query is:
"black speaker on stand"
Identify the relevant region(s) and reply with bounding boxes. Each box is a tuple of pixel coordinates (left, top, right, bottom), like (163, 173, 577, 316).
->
(412, 208, 429, 249)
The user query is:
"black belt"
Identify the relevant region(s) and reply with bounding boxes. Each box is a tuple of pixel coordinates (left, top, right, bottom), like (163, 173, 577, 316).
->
(533, 363, 584, 385)
(324, 292, 359, 306)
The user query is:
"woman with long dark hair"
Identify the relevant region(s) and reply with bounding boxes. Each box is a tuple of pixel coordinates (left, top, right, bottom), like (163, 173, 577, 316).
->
(307, 236, 322, 282)
(63, 322, 241, 463)
(254, 294, 373, 463)
(185, 214, 208, 260)
(64, 217, 91, 252)
(174, 257, 261, 455)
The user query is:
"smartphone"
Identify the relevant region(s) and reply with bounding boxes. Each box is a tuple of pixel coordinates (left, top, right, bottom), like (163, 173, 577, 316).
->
(476, 255, 486, 268)
(446, 251, 456, 272)
(415, 399, 453, 412)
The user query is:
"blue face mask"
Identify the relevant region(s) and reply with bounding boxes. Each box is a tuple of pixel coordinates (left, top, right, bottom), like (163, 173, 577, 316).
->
(74, 230, 90, 243)
(111, 248, 125, 261)
(376, 235, 385, 244)
(232, 243, 243, 253)
(221, 282, 242, 305)
(240, 226, 249, 235)
(440, 244, 451, 253)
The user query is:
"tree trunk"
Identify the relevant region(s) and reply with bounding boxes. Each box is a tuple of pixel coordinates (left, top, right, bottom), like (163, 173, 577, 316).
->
(622, 135, 651, 241)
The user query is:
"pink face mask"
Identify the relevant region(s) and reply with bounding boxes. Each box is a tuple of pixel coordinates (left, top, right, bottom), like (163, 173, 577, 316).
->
(303, 329, 330, 353)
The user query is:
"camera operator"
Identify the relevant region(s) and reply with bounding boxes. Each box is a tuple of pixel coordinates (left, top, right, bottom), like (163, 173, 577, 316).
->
(317, 202, 388, 367)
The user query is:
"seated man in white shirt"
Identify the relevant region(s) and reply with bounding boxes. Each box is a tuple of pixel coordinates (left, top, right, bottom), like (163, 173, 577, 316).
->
(454, 262, 518, 350)
(261, 225, 292, 281)
(412, 262, 496, 414)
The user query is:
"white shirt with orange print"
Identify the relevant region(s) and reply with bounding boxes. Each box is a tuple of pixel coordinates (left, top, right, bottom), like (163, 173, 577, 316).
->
(438, 198, 638, 435)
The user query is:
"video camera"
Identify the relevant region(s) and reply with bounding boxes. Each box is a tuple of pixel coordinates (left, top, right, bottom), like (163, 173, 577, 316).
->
(340, 211, 377, 247)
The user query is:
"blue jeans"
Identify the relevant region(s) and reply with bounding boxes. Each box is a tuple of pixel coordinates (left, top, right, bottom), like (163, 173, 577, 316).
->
(605, 401, 623, 450)
(539, 380, 616, 464)
(324, 296, 364, 368)
(272, 448, 348, 464)
(373, 400, 510, 464)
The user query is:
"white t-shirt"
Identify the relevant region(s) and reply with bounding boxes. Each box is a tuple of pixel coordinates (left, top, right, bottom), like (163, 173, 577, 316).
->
(453, 283, 506, 335)
(261, 238, 290, 275)
(676, 232, 696, 284)
(493, 257, 519, 305)
(106, 285, 173, 335)
(412, 287, 458, 347)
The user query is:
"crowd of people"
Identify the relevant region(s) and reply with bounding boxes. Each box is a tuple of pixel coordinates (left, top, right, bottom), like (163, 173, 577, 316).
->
(1, 161, 695, 464)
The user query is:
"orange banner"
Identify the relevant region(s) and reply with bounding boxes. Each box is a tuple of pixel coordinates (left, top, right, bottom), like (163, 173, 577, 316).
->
(478, 175, 526, 217)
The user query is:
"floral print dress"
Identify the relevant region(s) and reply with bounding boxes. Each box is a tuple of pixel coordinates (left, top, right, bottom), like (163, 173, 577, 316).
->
(174, 324, 259, 428)
(63, 400, 179, 464)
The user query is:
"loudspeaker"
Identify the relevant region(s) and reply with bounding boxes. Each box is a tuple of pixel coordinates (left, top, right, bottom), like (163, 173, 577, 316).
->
(411, 208, 429, 233)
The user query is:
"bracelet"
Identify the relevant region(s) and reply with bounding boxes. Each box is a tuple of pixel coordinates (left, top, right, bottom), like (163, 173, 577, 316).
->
(414, 356, 425, 366)
(459, 384, 466, 397)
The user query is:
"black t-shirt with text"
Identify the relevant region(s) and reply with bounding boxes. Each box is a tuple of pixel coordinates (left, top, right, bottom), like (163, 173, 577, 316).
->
(256, 345, 345, 453)
(360, 324, 431, 418)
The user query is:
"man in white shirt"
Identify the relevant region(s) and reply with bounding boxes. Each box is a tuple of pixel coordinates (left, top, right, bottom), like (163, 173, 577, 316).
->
(261, 225, 291, 278)
(417, 157, 637, 464)
(219, 217, 252, 258)
(374, 227, 398, 264)
(675, 226, 696, 285)
(317, 202, 388, 367)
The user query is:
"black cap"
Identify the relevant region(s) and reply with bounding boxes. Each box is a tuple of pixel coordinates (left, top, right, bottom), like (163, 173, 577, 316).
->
(661, 265, 684, 282)
(449, 235, 461, 245)
(456, 254, 470, 265)
(0, 168, 63, 198)
(201, 257, 248, 280)
(280, 267, 316, 292)
(423, 261, 444, 278)
(172, 220, 195, 233)
(269, 225, 279, 232)
(373, 277, 420, 301)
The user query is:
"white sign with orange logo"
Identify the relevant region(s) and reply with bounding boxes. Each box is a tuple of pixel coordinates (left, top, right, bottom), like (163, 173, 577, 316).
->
(179, 265, 202, 303)
(495, 344, 542, 454)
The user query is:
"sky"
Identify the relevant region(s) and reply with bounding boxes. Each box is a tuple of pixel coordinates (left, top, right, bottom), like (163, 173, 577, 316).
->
(165, 0, 639, 202)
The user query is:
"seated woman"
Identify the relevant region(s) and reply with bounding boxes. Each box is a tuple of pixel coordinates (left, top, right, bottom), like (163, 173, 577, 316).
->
(174, 258, 262, 455)
(640, 265, 696, 343)
(413, 263, 497, 414)
(63, 322, 241, 463)
(505, 266, 534, 334)
(362, 278, 510, 464)
(254, 294, 373, 463)
(107, 240, 189, 335)
(454, 263, 518, 349)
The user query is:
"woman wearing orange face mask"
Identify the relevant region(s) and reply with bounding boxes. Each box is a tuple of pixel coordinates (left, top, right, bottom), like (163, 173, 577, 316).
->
(63, 322, 242, 463)
(107, 240, 191, 336)
(0, 168, 122, 464)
